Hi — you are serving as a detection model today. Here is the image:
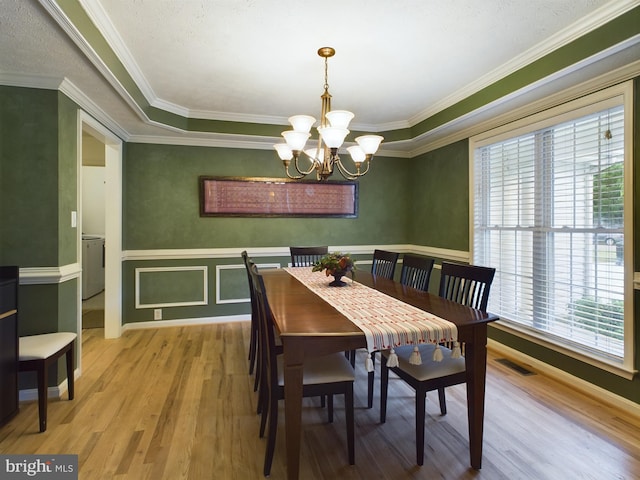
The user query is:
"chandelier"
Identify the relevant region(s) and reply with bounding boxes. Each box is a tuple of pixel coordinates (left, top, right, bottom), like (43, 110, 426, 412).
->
(273, 47, 384, 181)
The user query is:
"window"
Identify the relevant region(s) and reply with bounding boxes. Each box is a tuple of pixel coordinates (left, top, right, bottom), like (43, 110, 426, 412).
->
(471, 82, 633, 376)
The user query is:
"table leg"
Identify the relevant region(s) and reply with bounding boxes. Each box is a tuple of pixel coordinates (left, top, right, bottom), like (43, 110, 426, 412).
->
(282, 340, 304, 480)
(464, 324, 488, 469)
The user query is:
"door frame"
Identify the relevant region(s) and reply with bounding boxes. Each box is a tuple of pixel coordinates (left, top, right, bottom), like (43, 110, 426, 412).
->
(78, 111, 123, 340)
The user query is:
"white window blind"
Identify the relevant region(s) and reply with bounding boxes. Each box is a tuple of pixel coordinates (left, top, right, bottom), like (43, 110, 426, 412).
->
(473, 99, 626, 360)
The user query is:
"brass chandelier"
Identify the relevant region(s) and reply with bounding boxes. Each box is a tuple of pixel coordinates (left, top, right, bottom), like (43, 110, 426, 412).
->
(273, 47, 384, 181)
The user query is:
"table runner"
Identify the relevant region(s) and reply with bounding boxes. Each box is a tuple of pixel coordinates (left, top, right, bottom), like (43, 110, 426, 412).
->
(283, 267, 460, 370)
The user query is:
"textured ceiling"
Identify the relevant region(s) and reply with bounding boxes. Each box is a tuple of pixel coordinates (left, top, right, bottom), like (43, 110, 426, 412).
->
(1, 0, 639, 150)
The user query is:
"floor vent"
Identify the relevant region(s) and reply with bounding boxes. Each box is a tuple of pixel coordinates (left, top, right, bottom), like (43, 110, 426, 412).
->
(495, 358, 535, 376)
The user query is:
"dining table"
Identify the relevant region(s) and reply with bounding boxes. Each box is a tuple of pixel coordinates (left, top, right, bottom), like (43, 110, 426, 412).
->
(260, 267, 499, 480)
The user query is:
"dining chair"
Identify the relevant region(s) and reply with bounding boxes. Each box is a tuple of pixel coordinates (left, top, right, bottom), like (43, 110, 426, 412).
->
(370, 249, 399, 280)
(379, 261, 496, 465)
(251, 264, 355, 476)
(400, 254, 435, 292)
(241, 251, 259, 384)
(243, 254, 285, 417)
(363, 253, 437, 409)
(290, 246, 328, 267)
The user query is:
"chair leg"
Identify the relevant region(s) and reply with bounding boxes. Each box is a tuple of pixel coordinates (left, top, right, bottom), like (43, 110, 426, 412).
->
(36, 362, 47, 433)
(263, 391, 278, 477)
(367, 352, 376, 408)
(380, 355, 388, 423)
(258, 380, 268, 437)
(65, 343, 75, 401)
(346, 384, 355, 465)
(437, 387, 447, 415)
(346, 349, 356, 368)
(416, 389, 426, 466)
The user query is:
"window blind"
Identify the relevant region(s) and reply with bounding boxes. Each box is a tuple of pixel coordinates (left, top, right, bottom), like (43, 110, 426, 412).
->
(473, 104, 625, 359)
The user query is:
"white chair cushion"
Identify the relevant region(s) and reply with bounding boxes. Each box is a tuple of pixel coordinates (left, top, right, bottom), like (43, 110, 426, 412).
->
(19, 332, 77, 361)
(382, 343, 465, 381)
(277, 353, 355, 386)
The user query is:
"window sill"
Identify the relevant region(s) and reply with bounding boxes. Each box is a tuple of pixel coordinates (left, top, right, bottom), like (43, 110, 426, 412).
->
(490, 320, 636, 380)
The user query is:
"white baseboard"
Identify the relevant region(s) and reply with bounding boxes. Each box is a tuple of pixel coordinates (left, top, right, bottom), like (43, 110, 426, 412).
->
(488, 339, 640, 421)
(19, 369, 79, 402)
(121, 314, 250, 331)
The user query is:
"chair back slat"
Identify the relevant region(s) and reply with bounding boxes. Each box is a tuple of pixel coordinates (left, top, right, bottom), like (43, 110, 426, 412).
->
(400, 254, 435, 291)
(290, 246, 328, 267)
(438, 262, 496, 312)
(371, 249, 399, 280)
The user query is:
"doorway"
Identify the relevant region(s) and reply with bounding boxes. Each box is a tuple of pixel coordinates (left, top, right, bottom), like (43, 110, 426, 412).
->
(78, 111, 123, 345)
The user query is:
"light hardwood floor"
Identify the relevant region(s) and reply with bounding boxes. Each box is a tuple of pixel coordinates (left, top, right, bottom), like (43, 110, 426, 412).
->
(1, 323, 639, 479)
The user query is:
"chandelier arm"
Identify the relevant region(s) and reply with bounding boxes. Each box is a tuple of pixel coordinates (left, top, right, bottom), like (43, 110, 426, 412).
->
(334, 157, 371, 180)
(293, 153, 316, 176)
(283, 161, 307, 180)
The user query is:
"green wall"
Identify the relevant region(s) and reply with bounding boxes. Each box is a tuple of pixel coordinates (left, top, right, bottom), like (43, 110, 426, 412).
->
(1, 87, 60, 267)
(124, 143, 411, 250)
(408, 140, 470, 250)
(122, 143, 412, 322)
(0, 86, 80, 387)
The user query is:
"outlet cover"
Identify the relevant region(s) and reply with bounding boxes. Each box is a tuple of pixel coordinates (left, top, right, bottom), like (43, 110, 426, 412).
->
(154, 309, 162, 320)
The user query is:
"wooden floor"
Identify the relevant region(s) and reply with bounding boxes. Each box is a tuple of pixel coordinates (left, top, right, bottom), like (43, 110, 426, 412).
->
(1, 323, 639, 479)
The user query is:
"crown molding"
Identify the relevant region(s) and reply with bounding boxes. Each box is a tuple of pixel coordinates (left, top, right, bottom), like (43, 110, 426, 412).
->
(59, 78, 130, 140)
(78, 0, 156, 113)
(73, 0, 640, 132)
(409, 47, 640, 158)
(28, 0, 640, 156)
(0, 72, 63, 90)
(126, 131, 414, 157)
(407, 0, 640, 127)
(40, 0, 152, 125)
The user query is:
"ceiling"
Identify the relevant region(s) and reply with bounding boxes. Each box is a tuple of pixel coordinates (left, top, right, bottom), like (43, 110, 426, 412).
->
(1, 0, 639, 156)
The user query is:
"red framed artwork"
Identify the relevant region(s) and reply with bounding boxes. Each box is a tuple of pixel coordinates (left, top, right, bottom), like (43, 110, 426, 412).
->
(199, 176, 358, 218)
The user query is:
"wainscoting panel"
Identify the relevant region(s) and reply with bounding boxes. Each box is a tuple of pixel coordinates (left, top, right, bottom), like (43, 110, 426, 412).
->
(216, 263, 281, 304)
(135, 266, 208, 308)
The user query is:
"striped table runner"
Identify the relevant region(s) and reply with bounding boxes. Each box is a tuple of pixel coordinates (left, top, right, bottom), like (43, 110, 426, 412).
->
(283, 267, 459, 369)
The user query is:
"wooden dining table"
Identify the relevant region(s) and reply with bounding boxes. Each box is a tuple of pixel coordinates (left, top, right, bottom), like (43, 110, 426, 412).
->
(260, 267, 499, 480)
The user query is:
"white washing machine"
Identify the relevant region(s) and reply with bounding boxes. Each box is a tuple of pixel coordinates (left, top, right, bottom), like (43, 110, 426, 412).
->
(82, 235, 105, 299)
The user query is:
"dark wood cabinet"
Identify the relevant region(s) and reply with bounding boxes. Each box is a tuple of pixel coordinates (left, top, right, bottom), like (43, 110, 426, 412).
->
(0, 266, 19, 427)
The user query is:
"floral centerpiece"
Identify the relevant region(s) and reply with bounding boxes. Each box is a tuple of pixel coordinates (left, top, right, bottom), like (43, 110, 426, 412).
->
(312, 252, 355, 287)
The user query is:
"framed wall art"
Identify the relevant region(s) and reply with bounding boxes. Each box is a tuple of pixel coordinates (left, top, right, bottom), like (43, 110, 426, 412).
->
(199, 176, 358, 218)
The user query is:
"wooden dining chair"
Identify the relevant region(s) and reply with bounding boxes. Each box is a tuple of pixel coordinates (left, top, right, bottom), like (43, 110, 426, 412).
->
(400, 254, 435, 292)
(379, 261, 495, 465)
(289, 246, 328, 267)
(241, 251, 261, 393)
(370, 249, 399, 280)
(243, 254, 285, 418)
(250, 264, 355, 476)
(363, 253, 437, 409)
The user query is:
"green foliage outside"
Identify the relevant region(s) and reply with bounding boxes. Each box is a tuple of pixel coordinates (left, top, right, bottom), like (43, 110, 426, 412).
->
(568, 296, 624, 341)
(593, 162, 623, 227)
